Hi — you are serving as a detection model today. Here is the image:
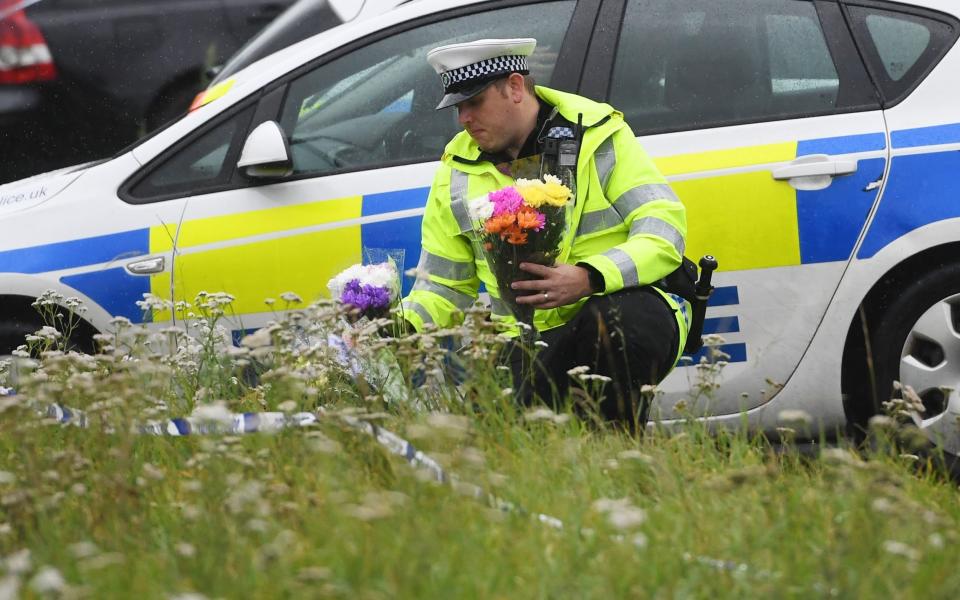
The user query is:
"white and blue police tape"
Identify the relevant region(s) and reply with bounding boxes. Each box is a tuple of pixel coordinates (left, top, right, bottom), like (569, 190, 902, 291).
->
(43, 402, 318, 436)
(36, 399, 769, 578)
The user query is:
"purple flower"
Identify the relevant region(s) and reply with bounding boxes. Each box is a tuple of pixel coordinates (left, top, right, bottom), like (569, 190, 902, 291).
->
(489, 186, 524, 217)
(340, 279, 392, 313)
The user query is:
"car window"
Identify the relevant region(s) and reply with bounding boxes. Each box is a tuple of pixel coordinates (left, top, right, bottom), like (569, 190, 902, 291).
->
(609, 0, 869, 134)
(846, 3, 958, 107)
(277, 0, 576, 178)
(125, 105, 255, 203)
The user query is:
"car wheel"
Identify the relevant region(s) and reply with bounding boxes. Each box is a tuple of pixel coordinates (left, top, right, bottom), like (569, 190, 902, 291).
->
(871, 263, 960, 456)
(0, 320, 37, 357)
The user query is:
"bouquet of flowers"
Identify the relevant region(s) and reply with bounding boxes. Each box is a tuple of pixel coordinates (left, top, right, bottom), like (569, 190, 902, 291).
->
(468, 175, 573, 332)
(327, 261, 400, 321)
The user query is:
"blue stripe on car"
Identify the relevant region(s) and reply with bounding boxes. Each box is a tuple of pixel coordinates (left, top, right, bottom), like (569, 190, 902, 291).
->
(702, 315, 739, 335)
(0, 228, 149, 274)
(60, 267, 149, 322)
(796, 157, 886, 264)
(857, 150, 960, 259)
(891, 122, 960, 149)
(361, 188, 429, 296)
(682, 342, 747, 364)
(708, 286, 739, 307)
(797, 132, 886, 155)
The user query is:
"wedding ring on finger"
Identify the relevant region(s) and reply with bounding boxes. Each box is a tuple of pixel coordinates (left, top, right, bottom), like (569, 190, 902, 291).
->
(543, 291, 550, 301)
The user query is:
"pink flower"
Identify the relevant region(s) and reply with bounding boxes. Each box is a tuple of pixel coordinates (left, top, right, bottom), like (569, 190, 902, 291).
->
(489, 186, 524, 217)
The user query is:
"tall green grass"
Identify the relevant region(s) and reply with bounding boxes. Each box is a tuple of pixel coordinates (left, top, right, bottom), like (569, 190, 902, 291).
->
(0, 293, 957, 598)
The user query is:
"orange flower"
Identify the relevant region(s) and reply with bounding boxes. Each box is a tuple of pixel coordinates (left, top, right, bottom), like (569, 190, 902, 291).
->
(503, 224, 528, 245)
(516, 206, 545, 231)
(484, 213, 516, 234)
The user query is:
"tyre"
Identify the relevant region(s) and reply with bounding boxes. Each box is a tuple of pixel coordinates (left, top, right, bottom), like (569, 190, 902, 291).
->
(0, 319, 38, 357)
(871, 263, 960, 456)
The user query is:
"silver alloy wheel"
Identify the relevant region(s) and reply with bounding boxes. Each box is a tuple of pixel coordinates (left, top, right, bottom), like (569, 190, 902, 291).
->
(898, 294, 960, 455)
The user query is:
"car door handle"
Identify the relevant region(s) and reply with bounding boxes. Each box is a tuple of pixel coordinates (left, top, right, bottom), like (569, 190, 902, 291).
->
(771, 154, 858, 180)
(125, 256, 165, 275)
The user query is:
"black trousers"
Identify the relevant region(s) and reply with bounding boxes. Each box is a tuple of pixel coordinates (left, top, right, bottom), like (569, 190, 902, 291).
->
(506, 286, 680, 423)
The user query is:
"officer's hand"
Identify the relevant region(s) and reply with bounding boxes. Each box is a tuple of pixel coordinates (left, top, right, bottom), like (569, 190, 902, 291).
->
(512, 263, 594, 309)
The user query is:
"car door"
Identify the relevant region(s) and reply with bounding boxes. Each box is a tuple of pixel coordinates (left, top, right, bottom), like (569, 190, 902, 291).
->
(126, 0, 590, 339)
(586, 0, 888, 418)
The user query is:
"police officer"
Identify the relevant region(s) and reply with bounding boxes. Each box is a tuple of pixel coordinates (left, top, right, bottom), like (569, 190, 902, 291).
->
(401, 38, 688, 423)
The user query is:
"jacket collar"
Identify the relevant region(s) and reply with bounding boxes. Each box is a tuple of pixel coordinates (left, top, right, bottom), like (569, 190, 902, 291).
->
(443, 85, 620, 165)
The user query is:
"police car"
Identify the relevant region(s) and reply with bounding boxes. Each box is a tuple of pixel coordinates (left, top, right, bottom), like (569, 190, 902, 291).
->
(1, 0, 958, 450)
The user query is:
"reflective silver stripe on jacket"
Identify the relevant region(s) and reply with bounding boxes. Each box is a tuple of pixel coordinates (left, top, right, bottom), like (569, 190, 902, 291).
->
(449, 170, 473, 233)
(412, 278, 475, 310)
(629, 216, 686, 256)
(416, 249, 476, 281)
(595, 137, 616, 193)
(602, 247, 640, 288)
(402, 301, 435, 326)
(578, 183, 680, 236)
(612, 183, 679, 220)
(577, 206, 622, 236)
(490, 295, 512, 317)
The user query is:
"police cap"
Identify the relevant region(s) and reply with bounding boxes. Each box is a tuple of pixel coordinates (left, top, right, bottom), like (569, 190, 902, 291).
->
(427, 38, 536, 110)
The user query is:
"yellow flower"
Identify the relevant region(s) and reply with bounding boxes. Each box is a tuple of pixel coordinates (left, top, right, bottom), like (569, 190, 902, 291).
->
(542, 181, 572, 207)
(516, 176, 571, 208)
(515, 178, 545, 206)
(517, 184, 550, 208)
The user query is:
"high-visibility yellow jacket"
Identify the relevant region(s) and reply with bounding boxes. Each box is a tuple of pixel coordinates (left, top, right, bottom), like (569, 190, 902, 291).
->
(401, 86, 688, 360)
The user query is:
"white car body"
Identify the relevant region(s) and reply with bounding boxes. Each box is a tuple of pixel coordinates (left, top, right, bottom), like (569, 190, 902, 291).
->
(2, 0, 959, 446)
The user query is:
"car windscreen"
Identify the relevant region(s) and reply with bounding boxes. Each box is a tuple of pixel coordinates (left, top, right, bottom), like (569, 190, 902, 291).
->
(211, 0, 342, 85)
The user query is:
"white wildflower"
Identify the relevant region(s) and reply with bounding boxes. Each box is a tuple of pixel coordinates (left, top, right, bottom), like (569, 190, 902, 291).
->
(425, 413, 470, 437)
(69, 542, 100, 559)
(0, 576, 19, 600)
(592, 498, 647, 530)
(882, 540, 920, 562)
(777, 409, 813, 427)
(566, 365, 590, 376)
(618, 450, 654, 464)
(29, 567, 65, 595)
(34, 326, 61, 341)
(241, 328, 273, 349)
(5, 549, 31, 574)
(280, 291, 303, 304)
(524, 407, 557, 422)
(190, 402, 233, 426)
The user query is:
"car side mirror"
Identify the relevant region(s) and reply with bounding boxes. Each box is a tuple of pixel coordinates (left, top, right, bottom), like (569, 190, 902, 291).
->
(238, 121, 293, 179)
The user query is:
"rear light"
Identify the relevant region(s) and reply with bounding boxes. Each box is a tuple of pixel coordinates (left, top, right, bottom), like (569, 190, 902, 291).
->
(0, 4, 56, 85)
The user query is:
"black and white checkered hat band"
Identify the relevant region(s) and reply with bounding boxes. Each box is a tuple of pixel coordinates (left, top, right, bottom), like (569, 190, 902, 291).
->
(440, 55, 529, 92)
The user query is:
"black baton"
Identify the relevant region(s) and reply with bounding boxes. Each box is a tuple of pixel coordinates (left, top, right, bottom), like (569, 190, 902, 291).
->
(683, 255, 718, 355)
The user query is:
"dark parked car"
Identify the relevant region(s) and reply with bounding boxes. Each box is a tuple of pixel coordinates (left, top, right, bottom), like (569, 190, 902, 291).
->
(209, 0, 412, 86)
(0, 0, 296, 184)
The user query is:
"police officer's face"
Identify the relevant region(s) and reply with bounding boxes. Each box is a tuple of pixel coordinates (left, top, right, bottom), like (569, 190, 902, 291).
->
(456, 79, 524, 154)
